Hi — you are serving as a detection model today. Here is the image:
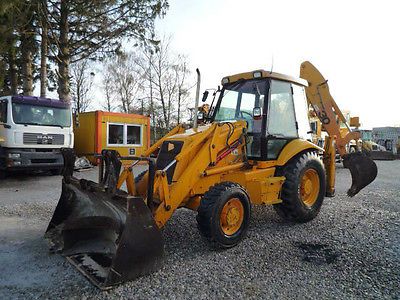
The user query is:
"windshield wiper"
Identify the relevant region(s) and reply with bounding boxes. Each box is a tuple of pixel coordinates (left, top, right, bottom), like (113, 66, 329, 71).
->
(22, 122, 64, 128)
(51, 124, 64, 129)
(23, 122, 41, 126)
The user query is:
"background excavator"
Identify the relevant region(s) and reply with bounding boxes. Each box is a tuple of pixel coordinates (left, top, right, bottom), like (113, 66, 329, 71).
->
(45, 61, 377, 289)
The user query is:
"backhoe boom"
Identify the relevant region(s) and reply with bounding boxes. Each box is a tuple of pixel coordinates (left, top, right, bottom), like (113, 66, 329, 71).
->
(300, 61, 377, 196)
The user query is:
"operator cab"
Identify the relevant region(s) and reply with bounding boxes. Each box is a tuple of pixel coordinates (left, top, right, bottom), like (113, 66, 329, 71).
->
(211, 70, 311, 161)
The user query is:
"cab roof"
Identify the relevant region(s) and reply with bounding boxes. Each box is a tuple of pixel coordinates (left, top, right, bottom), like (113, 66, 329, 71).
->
(221, 70, 308, 87)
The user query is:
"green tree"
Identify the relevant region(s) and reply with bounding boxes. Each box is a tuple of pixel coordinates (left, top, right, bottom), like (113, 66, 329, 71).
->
(46, 0, 168, 102)
(0, 2, 21, 95)
(0, 0, 38, 96)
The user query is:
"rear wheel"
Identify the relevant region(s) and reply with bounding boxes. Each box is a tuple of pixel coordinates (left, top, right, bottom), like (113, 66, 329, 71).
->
(197, 182, 251, 249)
(273, 151, 326, 222)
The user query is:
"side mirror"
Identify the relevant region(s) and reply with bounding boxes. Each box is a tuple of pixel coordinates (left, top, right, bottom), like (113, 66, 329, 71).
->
(252, 107, 262, 118)
(201, 91, 209, 102)
(197, 111, 204, 121)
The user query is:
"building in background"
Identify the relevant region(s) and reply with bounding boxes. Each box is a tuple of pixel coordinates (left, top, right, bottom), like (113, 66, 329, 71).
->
(372, 127, 400, 155)
(74, 111, 150, 164)
(359, 129, 372, 141)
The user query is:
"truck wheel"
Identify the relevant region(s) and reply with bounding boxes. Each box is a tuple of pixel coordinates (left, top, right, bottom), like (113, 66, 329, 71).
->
(197, 182, 251, 249)
(273, 151, 326, 222)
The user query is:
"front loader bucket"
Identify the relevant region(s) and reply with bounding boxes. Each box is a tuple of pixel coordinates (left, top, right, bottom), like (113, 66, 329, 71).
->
(343, 152, 378, 197)
(45, 149, 164, 289)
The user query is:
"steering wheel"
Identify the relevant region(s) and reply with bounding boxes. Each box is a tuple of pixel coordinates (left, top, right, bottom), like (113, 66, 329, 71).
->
(239, 111, 253, 130)
(239, 110, 253, 120)
(240, 111, 253, 119)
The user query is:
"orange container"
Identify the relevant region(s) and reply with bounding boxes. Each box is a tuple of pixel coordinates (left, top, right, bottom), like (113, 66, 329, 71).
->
(74, 111, 150, 164)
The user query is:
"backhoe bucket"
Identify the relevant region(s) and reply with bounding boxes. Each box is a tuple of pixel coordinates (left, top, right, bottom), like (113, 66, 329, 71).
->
(343, 152, 378, 197)
(45, 149, 164, 289)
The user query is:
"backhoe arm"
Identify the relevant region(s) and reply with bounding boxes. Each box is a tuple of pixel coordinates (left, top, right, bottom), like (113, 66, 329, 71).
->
(300, 61, 377, 197)
(300, 61, 359, 157)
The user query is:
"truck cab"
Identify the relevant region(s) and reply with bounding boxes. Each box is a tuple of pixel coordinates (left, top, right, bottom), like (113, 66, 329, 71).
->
(0, 95, 74, 176)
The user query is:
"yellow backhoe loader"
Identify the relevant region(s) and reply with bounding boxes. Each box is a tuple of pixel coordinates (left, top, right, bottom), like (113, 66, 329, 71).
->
(45, 61, 377, 289)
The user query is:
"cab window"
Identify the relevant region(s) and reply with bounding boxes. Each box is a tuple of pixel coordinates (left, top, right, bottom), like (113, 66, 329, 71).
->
(292, 84, 311, 140)
(214, 79, 267, 132)
(267, 80, 297, 138)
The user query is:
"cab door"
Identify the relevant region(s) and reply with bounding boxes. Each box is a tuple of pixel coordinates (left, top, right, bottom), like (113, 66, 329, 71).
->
(292, 84, 312, 141)
(265, 80, 298, 159)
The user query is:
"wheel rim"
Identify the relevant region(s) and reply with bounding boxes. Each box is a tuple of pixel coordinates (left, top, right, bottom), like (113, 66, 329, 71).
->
(300, 169, 320, 207)
(220, 198, 244, 235)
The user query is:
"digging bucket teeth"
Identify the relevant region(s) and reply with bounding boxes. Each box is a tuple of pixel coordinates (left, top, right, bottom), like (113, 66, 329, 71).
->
(342, 151, 378, 197)
(45, 148, 164, 290)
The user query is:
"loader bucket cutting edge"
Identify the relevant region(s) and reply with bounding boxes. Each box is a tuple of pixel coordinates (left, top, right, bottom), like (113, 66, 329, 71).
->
(45, 180, 164, 290)
(342, 152, 378, 197)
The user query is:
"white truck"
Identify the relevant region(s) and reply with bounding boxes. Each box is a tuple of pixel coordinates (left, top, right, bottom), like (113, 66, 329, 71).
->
(0, 95, 74, 177)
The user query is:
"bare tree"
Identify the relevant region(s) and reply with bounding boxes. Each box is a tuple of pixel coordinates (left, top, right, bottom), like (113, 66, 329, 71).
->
(103, 53, 144, 113)
(137, 36, 192, 130)
(99, 36, 192, 141)
(102, 74, 115, 112)
(175, 55, 191, 124)
(70, 59, 94, 113)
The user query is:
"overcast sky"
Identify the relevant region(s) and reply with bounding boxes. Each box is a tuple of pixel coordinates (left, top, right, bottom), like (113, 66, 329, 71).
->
(154, 0, 400, 129)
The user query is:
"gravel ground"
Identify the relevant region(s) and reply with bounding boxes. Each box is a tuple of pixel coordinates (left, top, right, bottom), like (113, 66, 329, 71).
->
(0, 161, 399, 299)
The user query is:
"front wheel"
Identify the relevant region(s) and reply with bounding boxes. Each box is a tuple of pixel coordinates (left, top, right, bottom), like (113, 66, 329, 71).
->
(197, 182, 251, 249)
(273, 151, 326, 222)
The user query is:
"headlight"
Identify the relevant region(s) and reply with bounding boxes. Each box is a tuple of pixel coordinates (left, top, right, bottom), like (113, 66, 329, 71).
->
(221, 77, 229, 85)
(8, 153, 20, 159)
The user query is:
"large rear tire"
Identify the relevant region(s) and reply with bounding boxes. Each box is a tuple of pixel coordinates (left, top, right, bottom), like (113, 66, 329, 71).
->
(273, 151, 326, 222)
(197, 182, 251, 249)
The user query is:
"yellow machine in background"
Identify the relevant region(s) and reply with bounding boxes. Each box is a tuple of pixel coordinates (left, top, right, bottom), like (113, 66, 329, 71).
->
(45, 61, 377, 289)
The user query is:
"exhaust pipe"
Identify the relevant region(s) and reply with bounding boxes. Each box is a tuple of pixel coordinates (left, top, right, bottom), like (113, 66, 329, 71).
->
(193, 68, 201, 129)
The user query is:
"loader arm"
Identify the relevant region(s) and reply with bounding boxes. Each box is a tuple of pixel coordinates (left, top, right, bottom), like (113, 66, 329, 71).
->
(143, 124, 186, 157)
(151, 121, 246, 227)
(116, 124, 186, 193)
(300, 61, 377, 196)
